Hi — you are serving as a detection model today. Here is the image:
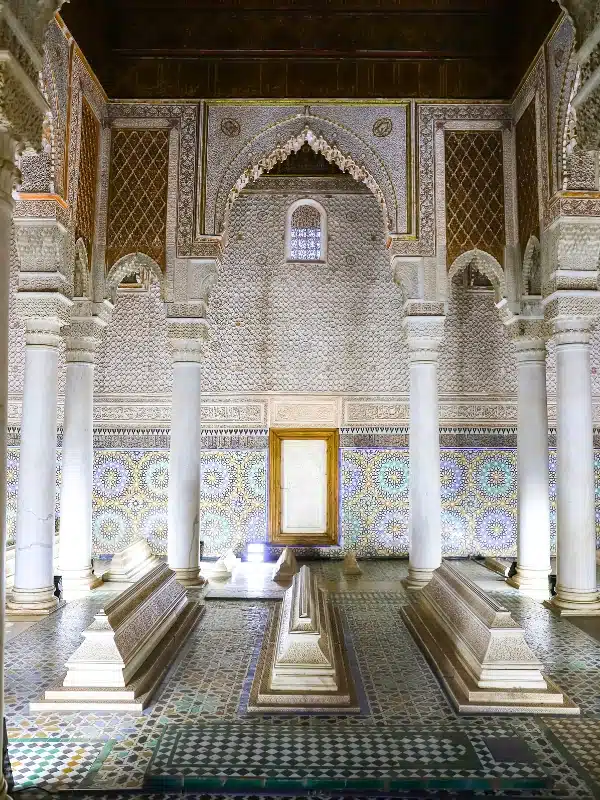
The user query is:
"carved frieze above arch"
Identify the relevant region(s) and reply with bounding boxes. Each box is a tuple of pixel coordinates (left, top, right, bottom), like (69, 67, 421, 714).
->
(209, 113, 401, 238)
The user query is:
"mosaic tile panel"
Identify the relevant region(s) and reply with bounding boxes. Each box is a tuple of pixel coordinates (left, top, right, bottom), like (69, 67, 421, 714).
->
(5, 446, 600, 558)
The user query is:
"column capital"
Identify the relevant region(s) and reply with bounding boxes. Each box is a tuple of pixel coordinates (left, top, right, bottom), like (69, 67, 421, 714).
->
(63, 299, 113, 363)
(14, 217, 69, 294)
(15, 291, 72, 347)
(551, 317, 594, 347)
(402, 305, 445, 361)
(167, 305, 210, 363)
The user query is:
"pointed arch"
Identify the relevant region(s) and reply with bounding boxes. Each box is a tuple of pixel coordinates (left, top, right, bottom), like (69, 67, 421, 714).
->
(73, 237, 90, 299)
(105, 252, 165, 299)
(217, 124, 395, 240)
(448, 249, 507, 301)
(522, 235, 541, 296)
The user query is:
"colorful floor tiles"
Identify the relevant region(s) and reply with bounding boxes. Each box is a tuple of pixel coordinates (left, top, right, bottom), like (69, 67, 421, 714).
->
(4, 559, 600, 797)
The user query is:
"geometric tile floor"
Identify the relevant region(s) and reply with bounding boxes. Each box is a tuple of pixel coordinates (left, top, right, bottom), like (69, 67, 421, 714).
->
(5, 559, 600, 798)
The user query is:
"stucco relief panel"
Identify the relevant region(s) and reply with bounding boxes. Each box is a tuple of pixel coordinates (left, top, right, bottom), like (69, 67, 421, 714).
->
(202, 103, 405, 236)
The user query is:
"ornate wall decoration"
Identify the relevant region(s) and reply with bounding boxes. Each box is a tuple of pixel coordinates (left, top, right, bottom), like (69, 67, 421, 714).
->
(546, 16, 576, 192)
(42, 19, 72, 199)
(372, 118, 393, 138)
(105, 103, 198, 259)
(220, 118, 241, 137)
(106, 127, 170, 270)
(6, 443, 600, 557)
(444, 130, 506, 268)
(203, 103, 407, 236)
(398, 103, 510, 260)
(515, 100, 540, 259)
(75, 97, 100, 261)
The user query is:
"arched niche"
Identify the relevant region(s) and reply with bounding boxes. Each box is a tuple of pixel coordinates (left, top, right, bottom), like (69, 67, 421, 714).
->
(448, 249, 507, 302)
(105, 252, 165, 302)
(214, 122, 396, 243)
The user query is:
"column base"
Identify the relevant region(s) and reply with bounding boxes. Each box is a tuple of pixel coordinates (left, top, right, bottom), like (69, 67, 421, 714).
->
(506, 566, 550, 595)
(172, 567, 207, 587)
(404, 566, 435, 590)
(60, 567, 104, 598)
(7, 586, 58, 615)
(544, 586, 600, 616)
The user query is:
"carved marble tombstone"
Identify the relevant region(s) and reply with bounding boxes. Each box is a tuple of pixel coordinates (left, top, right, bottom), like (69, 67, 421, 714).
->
(249, 565, 358, 712)
(104, 538, 161, 584)
(272, 547, 299, 583)
(31, 563, 204, 713)
(402, 561, 578, 714)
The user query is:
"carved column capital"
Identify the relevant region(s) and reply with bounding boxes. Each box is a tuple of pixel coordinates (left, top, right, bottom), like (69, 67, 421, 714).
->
(14, 218, 69, 293)
(402, 305, 445, 362)
(167, 303, 210, 363)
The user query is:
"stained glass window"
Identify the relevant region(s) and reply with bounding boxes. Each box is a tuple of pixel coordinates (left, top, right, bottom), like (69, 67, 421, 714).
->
(289, 204, 322, 261)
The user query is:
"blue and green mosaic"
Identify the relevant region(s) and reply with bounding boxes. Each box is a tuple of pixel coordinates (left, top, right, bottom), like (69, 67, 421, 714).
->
(5, 445, 600, 557)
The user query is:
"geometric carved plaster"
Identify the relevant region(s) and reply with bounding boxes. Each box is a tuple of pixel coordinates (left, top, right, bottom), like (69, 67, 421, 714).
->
(219, 126, 392, 240)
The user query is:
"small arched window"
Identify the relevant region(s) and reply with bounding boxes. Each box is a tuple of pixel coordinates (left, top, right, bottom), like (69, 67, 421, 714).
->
(286, 199, 327, 262)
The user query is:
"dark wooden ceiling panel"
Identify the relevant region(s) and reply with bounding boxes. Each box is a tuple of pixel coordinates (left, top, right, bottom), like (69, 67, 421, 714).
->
(60, 0, 561, 99)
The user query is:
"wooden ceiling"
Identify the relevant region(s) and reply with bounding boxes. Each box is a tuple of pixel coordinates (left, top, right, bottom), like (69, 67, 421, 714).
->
(61, 0, 561, 100)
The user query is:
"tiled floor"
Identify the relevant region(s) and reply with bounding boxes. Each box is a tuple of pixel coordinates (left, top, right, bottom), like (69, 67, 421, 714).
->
(5, 559, 600, 798)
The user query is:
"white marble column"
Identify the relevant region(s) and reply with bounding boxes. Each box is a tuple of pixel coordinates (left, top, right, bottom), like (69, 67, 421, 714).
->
(58, 329, 102, 596)
(507, 335, 551, 593)
(547, 319, 600, 615)
(0, 132, 17, 800)
(167, 339, 205, 586)
(8, 318, 62, 613)
(404, 313, 444, 589)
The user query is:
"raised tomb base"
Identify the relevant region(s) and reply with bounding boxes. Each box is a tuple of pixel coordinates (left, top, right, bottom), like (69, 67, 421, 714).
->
(248, 565, 359, 713)
(402, 562, 578, 715)
(103, 538, 161, 584)
(31, 563, 203, 713)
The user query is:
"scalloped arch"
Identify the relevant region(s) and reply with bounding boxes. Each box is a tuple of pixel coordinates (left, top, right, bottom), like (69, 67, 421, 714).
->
(215, 122, 396, 239)
(448, 249, 507, 300)
(105, 252, 165, 298)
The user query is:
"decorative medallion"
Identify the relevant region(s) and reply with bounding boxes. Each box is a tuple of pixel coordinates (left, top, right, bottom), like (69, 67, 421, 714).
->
(373, 117, 393, 138)
(255, 253, 268, 267)
(220, 118, 241, 138)
(345, 253, 357, 267)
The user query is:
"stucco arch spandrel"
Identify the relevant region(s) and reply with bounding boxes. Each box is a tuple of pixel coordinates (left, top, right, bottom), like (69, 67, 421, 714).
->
(211, 117, 397, 238)
(105, 253, 166, 300)
(448, 249, 507, 301)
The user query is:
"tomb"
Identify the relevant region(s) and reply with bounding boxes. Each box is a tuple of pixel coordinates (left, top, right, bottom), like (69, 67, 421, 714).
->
(31, 563, 203, 713)
(271, 547, 299, 583)
(402, 561, 578, 714)
(248, 565, 359, 712)
(103, 538, 161, 585)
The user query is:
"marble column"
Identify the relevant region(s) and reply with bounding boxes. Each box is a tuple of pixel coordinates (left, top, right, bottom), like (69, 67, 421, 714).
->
(547, 319, 600, 615)
(0, 132, 17, 800)
(58, 326, 103, 596)
(167, 338, 205, 586)
(8, 318, 62, 613)
(404, 313, 445, 589)
(507, 335, 551, 592)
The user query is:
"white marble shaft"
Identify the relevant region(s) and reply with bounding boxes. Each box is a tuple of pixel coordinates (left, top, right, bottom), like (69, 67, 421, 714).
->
(10, 321, 62, 613)
(272, 546, 299, 582)
(168, 360, 203, 586)
(271, 565, 337, 691)
(6, 534, 59, 590)
(104, 538, 161, 584)
(510, 338, 551, 592)
(403, 561, 577, 713)
(58, 345, 98, 594)
(549, 322, 600, 615)
(407, 340, 442, 589)
(33, 562, 202, 712)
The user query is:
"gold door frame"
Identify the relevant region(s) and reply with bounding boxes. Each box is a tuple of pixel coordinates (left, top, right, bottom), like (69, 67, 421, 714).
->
(268, 428, 339, 546)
